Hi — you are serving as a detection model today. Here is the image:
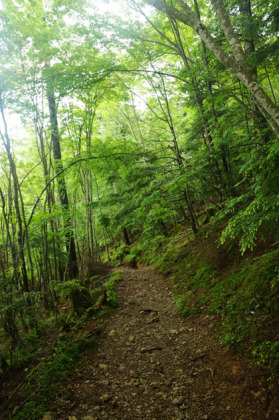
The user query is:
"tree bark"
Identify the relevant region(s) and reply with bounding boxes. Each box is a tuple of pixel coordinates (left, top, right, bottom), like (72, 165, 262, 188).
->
(47, 88, 79, 279)
(123, 227, 131, 246)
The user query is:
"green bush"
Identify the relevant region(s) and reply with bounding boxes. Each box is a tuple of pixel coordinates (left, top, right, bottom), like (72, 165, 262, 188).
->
(54, 280, 85, 298)
(103, 271, 122, 308)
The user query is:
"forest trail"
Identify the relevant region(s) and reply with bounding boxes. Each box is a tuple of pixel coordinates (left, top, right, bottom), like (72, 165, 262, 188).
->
(50, 266, 269, 420)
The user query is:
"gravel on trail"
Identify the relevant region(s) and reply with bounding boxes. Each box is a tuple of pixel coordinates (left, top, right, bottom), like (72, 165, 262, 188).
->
(50, 266, 271, 420)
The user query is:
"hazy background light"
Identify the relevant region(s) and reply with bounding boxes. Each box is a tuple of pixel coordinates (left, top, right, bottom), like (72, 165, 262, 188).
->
(0, 0, 150, 149)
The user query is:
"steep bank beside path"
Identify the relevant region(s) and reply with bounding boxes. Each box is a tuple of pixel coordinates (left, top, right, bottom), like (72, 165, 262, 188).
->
(51, 266, 271, 420)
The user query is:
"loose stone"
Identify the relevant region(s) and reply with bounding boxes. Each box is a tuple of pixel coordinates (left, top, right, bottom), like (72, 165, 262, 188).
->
(172, 396, 184, 406)
(99, 394, 111, 403)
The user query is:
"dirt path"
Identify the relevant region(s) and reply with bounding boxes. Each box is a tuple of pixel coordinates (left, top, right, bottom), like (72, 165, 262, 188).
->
(51, 266, 270, 420)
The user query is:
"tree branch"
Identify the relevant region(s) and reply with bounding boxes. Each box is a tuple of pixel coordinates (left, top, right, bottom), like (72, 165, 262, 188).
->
(25, 150, 171, 232)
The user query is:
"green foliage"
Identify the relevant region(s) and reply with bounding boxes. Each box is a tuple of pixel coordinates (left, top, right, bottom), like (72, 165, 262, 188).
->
(113, 244, 130, 264)
(197, 251, 279, 374)
(14, 401, 45, 420)
(142, 225, 279, 378)
(13, 337, 97, 419)
(103, 271, 122, 308)
(105, 287, 118, 309)
(54, 280, 85, 298)
(1, 0, 279, 405)
(108, 271, 123, 283)
(220, 193, 279, 253)
(176, 292, 197, 318)
(253, 341, 279, 377)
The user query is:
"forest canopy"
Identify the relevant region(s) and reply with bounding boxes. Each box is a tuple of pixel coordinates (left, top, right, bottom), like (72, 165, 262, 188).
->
(1, 0, 279, 368)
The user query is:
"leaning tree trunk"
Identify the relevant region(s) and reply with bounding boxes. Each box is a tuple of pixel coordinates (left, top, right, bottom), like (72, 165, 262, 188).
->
(145, 0, 279, 138)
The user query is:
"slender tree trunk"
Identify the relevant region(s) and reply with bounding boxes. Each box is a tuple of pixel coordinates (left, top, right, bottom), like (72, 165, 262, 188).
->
(157, 73, 198, 234)
(0, 187, 18, 284)
(174, 19, 229, 196)
(0, 91, 29, 293)
(93, 172, 110, 262)
(46, 87, 79, 279)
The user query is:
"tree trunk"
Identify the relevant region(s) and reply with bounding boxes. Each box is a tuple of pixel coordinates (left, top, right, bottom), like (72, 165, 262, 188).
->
(123, 227, 131, 246)
(0, 91, 29, 294)
(145, 0, 279, 137)
(47, 88, 79, 279)
(93, 172, 110, 262)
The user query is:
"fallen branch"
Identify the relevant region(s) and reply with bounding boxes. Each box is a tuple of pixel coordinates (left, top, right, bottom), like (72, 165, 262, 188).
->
(189, 353, 208, 362)
(140, 346, 163, 353)
(12, 386, 41, 415)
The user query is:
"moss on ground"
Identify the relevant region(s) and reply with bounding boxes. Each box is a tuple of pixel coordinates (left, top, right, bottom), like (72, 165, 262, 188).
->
(1, 270, 123, 419)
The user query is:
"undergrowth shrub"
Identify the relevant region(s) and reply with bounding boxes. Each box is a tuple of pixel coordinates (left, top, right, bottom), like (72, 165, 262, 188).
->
(13, 337, 97, 419)
(103, 271, 122, 308)
(253, 340, 279, 376)
(54, 279, 85, 298)
(11, 271, 123, 419)
(176, 292, 197, 317)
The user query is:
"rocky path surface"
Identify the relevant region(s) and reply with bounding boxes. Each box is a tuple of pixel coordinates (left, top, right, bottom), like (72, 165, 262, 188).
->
(51, 266, 270, 420)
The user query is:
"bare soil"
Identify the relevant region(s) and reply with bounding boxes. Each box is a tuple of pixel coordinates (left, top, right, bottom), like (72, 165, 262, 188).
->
(48, 266, 277, 420)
